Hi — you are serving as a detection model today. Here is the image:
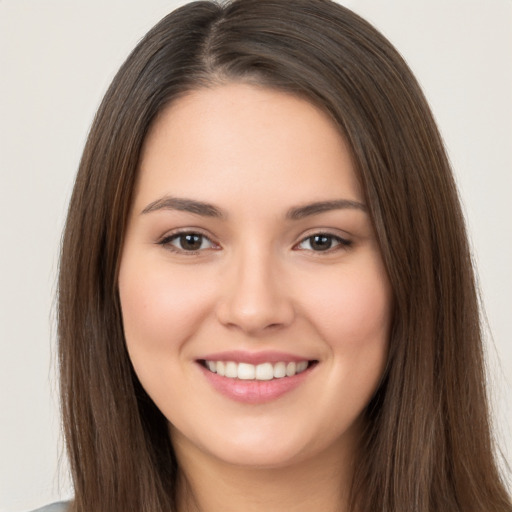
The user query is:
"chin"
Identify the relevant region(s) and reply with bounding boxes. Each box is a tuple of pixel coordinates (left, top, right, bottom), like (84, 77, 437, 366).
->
(212, 442, 309, 469)
(171, 416, 356, 472)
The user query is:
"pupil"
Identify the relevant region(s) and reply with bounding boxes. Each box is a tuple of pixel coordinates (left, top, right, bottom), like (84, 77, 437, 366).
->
(311, 235, 331, 251)
(181, 234, 202, 250)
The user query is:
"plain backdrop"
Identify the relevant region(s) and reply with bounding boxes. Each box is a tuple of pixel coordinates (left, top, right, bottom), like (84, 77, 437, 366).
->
(1, 1, 511, 510)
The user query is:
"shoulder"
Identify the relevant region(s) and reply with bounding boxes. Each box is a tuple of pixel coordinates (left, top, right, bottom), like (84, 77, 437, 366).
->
(28, 502, 70, 512)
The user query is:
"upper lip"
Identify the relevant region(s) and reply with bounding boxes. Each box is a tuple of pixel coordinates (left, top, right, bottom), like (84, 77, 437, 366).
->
(197, 350, 316, 365)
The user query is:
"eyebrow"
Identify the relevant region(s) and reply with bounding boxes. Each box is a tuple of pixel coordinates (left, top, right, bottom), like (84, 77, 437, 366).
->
(140, 196, 366, 219)
(285, 199, 367, 220)
(141, 196, 225, 218)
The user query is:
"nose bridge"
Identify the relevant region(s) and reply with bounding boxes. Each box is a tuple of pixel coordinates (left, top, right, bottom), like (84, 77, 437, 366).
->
(216, 239, 294, 334)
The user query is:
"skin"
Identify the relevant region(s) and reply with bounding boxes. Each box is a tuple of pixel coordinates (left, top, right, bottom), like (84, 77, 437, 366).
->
(118, 83, 392, 512)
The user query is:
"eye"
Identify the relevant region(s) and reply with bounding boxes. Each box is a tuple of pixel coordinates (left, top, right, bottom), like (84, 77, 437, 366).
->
(158, 232, 218, 253)
(296, 233, 351, 252)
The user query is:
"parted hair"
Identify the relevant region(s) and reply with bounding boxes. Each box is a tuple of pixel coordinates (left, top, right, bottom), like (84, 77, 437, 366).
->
(58, 1, 511, 511)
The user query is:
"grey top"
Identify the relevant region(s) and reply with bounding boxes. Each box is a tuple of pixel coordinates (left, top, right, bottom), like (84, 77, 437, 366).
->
(29, 502, 70, 512)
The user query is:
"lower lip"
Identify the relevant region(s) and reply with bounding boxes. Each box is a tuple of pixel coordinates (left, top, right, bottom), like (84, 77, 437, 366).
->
(198, 363, 315, 404)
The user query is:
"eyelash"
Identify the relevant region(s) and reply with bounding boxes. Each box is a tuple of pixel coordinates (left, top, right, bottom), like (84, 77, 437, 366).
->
(157, 230, 218, 255)
(295, 233, 352, 253)
(157, 230, 352, 255)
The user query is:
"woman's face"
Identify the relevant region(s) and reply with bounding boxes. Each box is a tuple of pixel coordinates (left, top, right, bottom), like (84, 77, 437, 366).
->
(119, 83, 392, 470)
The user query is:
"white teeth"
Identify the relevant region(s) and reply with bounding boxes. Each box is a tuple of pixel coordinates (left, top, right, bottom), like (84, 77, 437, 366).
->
(273, 362, 286, 378)
(225, 361, 238, 378)
(238, 362, 255, 380)
(255, 363, 274, 381)
(286, 362, 296, 377)
(296, 361, 308, 373)
(225, 361, 238, 379)
(204, 360, 311, 380)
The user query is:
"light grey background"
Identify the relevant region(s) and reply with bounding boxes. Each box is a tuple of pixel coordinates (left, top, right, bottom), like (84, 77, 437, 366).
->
(1, 1, 511, 511)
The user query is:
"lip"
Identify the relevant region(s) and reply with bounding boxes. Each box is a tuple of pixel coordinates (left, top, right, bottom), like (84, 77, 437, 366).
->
(196, 351, 318, 404)
(197, 350, 312, 365)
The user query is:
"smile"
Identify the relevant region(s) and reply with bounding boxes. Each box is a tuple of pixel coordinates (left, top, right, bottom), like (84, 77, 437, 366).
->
(202, 360, 310, 380)
(197, 355, 318, 404)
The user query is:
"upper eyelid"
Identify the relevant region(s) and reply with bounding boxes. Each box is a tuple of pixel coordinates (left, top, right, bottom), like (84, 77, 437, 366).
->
(158, 231, 219, 255)
(158, 227, 214, 242)
(156, 228, 352, 247)
(294, 233, 351, 248)
(295, 228, 352, 243)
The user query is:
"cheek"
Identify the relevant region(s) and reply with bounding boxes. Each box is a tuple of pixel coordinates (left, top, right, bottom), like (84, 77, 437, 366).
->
(118, 259, 215, 355)
(297, 261, 392, 430)
(298, 258, 392, 361)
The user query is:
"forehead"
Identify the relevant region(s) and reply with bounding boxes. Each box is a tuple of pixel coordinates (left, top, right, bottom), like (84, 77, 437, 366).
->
(135, 83, 362, 212)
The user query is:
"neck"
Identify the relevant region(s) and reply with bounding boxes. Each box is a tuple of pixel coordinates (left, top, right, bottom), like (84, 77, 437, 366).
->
(173, 432, 357, 512)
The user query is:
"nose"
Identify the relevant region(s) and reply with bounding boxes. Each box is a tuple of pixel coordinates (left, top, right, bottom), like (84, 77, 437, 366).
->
(215, 246, 295, 336)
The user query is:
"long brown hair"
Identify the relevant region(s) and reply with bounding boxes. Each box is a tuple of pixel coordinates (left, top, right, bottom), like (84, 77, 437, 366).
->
(58, 1, 511, 511)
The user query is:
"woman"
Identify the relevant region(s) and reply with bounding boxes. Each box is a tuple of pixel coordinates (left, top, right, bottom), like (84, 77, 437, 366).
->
(37, 0, 511, 510)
